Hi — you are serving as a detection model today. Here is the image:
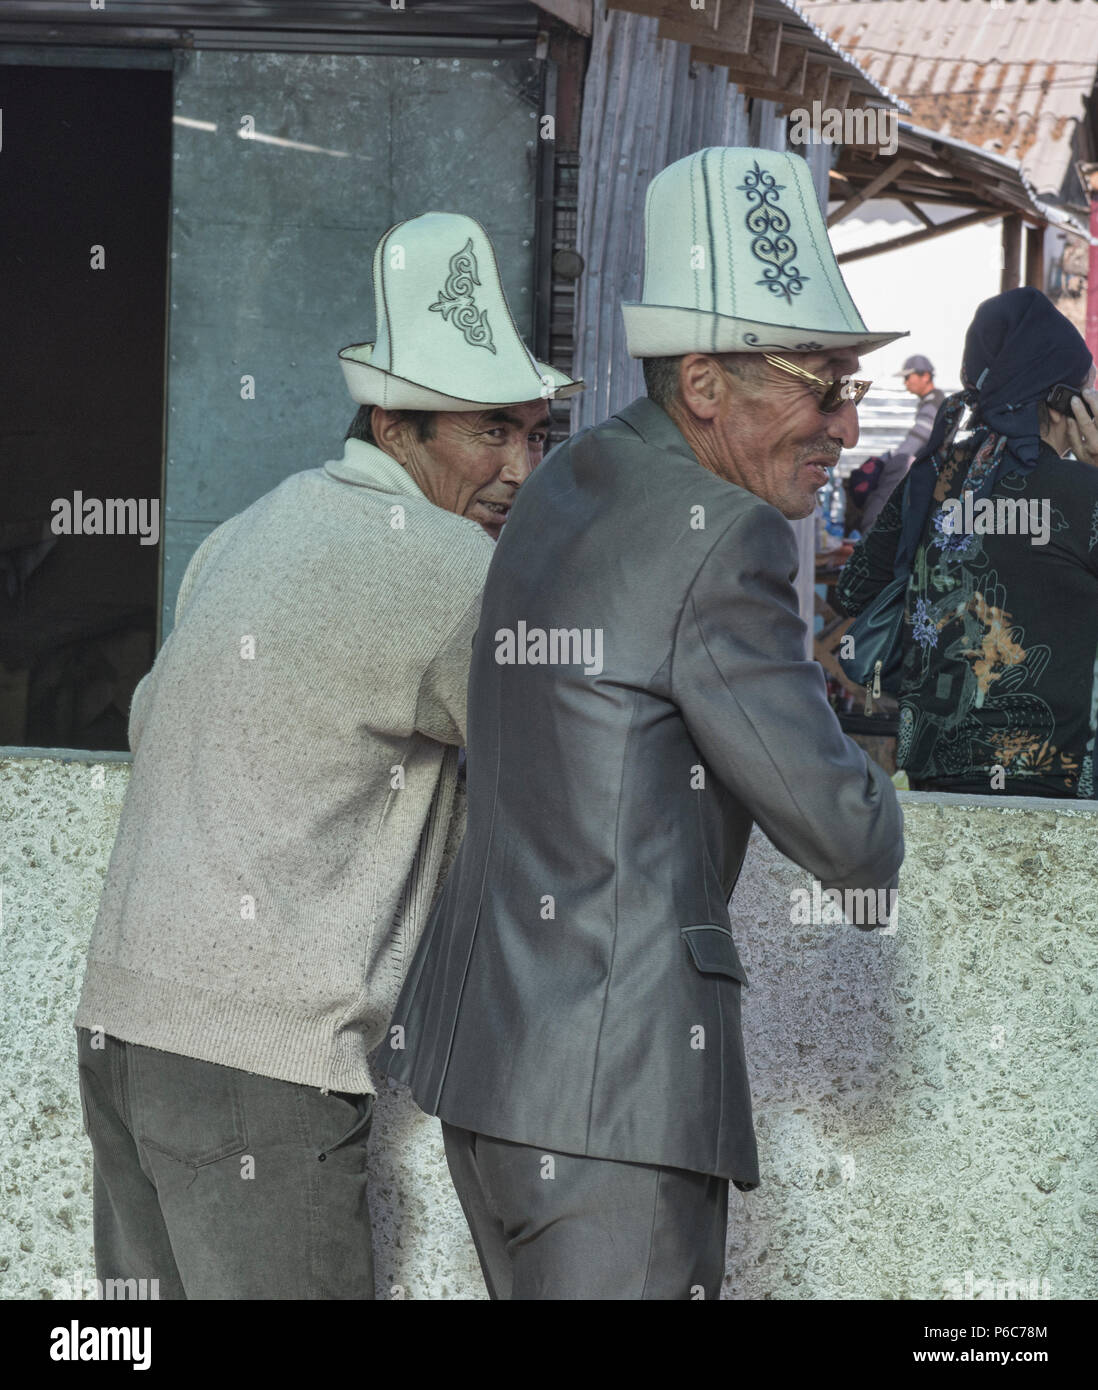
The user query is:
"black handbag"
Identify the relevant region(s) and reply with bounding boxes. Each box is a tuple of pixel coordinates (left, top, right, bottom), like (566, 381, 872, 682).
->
(837, 486, 911, 712)
(837, 572, 907, 710)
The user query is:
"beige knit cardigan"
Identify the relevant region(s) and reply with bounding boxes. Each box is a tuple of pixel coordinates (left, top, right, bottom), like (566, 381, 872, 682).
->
(76, 439, 494, 1094)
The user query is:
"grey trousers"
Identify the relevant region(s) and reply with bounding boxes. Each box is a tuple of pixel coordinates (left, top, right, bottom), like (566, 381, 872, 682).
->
(76, 1028, 375, 1299)
(441, 1122, 729, 1300)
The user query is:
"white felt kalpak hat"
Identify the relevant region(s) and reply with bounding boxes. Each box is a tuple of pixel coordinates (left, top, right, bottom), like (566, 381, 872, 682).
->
(622, 147, 906, 358)
(340, 212, 582, 410)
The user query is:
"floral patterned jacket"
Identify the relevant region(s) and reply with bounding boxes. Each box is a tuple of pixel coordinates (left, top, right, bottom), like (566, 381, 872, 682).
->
(836, 438, 1098, 797)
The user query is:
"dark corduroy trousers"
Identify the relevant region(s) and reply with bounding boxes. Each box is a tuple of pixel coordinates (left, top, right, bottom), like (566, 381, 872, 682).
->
(76, 1028, 375, 1299)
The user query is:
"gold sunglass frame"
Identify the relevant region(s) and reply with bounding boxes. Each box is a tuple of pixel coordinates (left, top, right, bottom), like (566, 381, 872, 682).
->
(762, 353, 871, 413)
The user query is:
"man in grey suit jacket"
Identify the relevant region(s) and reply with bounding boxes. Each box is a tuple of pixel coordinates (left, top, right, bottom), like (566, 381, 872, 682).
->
(380, 148, 907, 1300)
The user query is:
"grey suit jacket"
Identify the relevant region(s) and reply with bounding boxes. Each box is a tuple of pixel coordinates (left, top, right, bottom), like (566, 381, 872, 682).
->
(379, 397, 903, 1187)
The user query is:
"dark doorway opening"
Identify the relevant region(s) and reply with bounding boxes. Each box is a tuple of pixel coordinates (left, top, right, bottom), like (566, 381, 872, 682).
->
(0, 60, 171, 751)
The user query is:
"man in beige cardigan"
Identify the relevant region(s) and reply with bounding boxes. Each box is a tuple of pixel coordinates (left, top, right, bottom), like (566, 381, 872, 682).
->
(74, 213, 581, 1299)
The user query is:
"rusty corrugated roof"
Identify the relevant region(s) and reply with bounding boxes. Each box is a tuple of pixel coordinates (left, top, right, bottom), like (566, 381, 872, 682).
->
(803, 0, 1098, 199)
(753, 0, 909, 107)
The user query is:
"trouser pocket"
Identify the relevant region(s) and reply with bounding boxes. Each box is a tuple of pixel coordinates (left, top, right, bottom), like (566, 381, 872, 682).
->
(131, 1046, 249, 1167)
(316, 1091, 374, 1161)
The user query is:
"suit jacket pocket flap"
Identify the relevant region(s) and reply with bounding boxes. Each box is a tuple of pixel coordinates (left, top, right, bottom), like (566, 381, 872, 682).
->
(681, 925, 748, 984)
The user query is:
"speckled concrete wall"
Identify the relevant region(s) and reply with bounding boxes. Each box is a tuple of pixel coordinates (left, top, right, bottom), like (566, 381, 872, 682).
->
(2, 751, 1094, 1300)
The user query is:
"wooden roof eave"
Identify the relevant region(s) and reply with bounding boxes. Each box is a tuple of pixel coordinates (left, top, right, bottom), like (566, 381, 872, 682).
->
(604, 0, 900, 114)
(832, 149, 1057, 235)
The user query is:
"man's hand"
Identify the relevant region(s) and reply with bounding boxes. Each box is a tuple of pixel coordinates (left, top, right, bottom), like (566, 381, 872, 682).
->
(1065, 387, 1098, 466)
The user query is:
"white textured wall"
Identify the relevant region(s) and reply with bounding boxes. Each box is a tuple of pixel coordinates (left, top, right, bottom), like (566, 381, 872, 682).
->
(2, 751, 1095, 1300)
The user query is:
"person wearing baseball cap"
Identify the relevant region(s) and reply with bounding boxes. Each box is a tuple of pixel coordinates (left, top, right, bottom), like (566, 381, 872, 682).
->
(900, 353, 936, 381)
(847, 353, 946, 531)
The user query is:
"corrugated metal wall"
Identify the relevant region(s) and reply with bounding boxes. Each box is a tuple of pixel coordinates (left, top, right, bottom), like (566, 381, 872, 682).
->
(573, 5, 749, 432)
(571, 0, 834, 648)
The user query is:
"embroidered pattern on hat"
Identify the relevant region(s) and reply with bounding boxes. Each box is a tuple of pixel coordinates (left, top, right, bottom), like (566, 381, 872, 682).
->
(738, 162, 808, 307)
(743, 334, 823, 350)
(429, 239, 497, 354)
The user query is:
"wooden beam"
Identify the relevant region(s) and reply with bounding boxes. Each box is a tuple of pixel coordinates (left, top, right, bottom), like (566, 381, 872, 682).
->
(691, 21, 780, 79)
(837, 210, 1002, 264)
(607, 0, 723, 29)
(1025, 223, 1045, 291)
(656, 0, 751, 53)
(800, 59, 831, 111)
(535, 0, 593, 35)
(737, 91, 793, 117)
(885, 190, 1001, 208)
(884, 174, 990, 198)
(838, 158, 986, 203)
(837, 152, 903, 179)
(901, 200, 935, 228)
(840, 174, 960, 198)
(546, 16, 587, 151)
(837, 160, 1007, 209)
(831, 98, 898, 158)
(827, 158, 913, 227)
(911, 148, 1044, 213)
(849, 103, 896, 153)
(904, 158, 960, 187)
(927, 151, 1010, 190)
(747, 17, 782, 78)
(734, 42, 808, 104)
(1001, 214, 1023, 292)
(827, 77, 851, 113)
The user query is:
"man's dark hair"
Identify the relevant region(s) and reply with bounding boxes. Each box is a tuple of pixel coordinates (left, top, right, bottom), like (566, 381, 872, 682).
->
(643, 352, 765, 412)
(642, 357, 683, 413)
(345, 405, 437, 446)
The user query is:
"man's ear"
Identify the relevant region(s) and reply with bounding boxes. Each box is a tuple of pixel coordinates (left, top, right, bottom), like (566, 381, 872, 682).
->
(371, 407, 408, 457)
(678, 354, 727, 423)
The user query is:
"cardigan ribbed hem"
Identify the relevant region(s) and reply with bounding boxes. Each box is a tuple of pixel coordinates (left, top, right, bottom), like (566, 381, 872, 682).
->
(75, 964, 378, 1095)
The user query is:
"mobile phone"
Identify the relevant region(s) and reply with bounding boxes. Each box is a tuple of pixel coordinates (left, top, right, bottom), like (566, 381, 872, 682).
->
(1046, 383, 1095, 421)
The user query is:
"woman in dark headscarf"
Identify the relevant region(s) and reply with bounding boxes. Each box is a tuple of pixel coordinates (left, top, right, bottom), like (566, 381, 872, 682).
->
(837, 287, 1098, 798)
